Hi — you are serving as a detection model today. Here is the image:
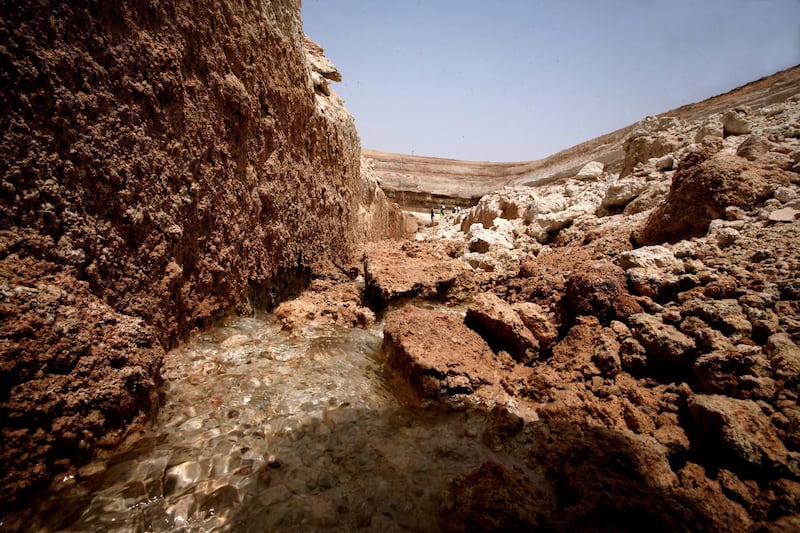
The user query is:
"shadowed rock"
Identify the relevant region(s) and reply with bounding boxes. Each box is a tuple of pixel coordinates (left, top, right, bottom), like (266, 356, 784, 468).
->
(465, 292, 540, 364)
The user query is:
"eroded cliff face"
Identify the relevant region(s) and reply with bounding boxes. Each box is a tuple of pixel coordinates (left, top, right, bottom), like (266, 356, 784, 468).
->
(0, 0, 396, 505)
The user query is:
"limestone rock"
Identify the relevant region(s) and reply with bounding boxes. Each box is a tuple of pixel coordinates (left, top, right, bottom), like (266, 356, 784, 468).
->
(736, 134, 775, 161)
(621, 116, 685, 177)
(722, 107, 752, 136)
(618, 245, 681, 271)
(768, 207, 800, 222)
(602, 174, 649, 208)
(695, 115, 724, 142)
(575, 161, 604, 179)
(466, 225, 514, 253)
(465, 293, 539, 364)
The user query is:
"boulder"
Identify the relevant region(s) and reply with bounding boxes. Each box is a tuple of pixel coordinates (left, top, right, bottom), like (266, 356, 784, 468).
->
(363, 242, 469, 308)
(765, 333, 800, 384)
(736, 134, 775, 161)
(467, 226, 514, 253)
(382, 306, 498, 400)
(694, 115, 724, 143)
(466, 292, 540, 364)
(566, 260, 628, 323)
(722, 108, 752, 136)
(575, 161, 604, 180)
(459, 187, 532, 232)
(621, 116, 685, 177)
(629, 313, 696, 369)
(618, 245, 682, 271)
(636, 151, 773, 245)
(511, 302, 559, 351)
(681, 299, 753, 338)
(688, 394, 790, 472)
(602, 174, 649, 208)
(693, 348, 774, 399)
(768, 207, 800, 222)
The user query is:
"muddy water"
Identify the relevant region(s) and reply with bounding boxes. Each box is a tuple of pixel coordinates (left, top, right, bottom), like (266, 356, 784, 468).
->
(13, 312, 521, 532)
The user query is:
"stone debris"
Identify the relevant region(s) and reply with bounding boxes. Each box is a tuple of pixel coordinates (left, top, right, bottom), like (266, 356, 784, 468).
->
(384, 88, 800, 530)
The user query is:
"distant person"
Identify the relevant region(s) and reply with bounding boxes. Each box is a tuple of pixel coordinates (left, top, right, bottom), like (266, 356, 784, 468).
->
(440, 204, 445, 217)
(430, 208, 435, 222)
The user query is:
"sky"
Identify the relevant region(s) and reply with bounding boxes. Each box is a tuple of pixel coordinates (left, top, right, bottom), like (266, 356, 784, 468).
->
(302, 0, 800, 162)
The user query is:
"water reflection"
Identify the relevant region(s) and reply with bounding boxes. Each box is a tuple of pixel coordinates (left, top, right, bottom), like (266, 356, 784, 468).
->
(6, 312, 508, 532)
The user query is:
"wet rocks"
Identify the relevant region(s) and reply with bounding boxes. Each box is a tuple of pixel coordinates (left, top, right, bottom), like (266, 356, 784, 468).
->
(0, 256, 164, 505)
(382, 306, 501, 400)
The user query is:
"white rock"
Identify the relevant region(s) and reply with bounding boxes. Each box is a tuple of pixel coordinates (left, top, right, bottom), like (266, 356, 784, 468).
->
(602, 175, 649, 207)
(774, 186, 798, 204)
(768, 207, 800, 223)
(618, 245, 682, 271)
(722, 108, 751, 136)
(467, 228, 514, 253)
(712, 227, 740, 248)
(575, 161, 604, 180)
(655, 154, 675, 170)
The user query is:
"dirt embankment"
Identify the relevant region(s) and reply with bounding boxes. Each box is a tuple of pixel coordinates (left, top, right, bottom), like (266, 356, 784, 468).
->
(367, 65, 800, 210)
(0, 0, 399, 506)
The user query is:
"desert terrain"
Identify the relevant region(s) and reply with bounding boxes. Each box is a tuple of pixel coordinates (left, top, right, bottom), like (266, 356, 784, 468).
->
(1, 1, 799, 530)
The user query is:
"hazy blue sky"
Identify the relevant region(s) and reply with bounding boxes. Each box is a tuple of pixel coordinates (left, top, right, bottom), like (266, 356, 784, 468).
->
(302, 0, 800, 162)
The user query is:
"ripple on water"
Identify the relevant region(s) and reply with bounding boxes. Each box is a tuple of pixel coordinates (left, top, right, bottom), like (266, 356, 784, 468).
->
(2, 312, 515, 532)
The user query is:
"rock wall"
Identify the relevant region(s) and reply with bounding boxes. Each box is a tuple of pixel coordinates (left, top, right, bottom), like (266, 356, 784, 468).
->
(0, 0, 396, 505)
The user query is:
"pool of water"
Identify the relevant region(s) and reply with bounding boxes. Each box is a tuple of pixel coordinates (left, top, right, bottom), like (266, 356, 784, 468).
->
(6, 312, 524, 532)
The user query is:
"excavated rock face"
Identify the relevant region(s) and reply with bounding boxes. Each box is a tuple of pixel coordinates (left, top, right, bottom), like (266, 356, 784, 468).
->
(0, 0, 396, 506)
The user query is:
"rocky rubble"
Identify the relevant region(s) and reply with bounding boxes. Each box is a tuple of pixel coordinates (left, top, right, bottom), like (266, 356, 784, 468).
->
(362, 92, 800, 529)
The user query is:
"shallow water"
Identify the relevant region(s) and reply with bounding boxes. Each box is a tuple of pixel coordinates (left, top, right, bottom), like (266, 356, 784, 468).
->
(6, 312, 519, 532)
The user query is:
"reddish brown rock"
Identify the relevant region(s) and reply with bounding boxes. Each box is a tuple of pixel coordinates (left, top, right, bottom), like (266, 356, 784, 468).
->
(465, 292, 539, 364)
(765, 333, 800, 385)
(0, 256, 163, 504)
(636, 151, 776, 244)
(363, 241, 470, 308)
(382, 306, 501, 401)
(629, 313, 697, 369)
(274, 266, 374, 331)
(511, 301, 559, 351)
(0, 0, 399, 507)
(565, 260, 628, 324)
(688, 394, 791, 473)
(438, 461, 551, 532)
